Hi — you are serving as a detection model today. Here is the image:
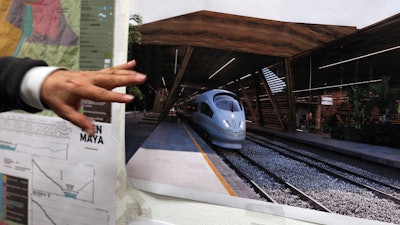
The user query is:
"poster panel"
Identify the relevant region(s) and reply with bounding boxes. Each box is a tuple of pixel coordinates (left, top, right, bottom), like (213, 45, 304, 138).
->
(0, 1, 123, 224)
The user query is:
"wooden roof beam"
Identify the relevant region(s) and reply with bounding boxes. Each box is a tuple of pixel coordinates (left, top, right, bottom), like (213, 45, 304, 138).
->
(160, 46, 194, 121)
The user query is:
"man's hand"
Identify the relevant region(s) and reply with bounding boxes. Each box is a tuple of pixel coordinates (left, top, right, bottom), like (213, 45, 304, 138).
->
(40, 60, 146, 136)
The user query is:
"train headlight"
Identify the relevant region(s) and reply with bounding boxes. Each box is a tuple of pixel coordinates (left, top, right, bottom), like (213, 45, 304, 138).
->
(239, 121, 245, 129)
(223, 120, 231, 128)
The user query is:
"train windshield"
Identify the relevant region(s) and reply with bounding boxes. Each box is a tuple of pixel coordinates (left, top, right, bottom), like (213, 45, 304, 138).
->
(214, 94, 242, 112)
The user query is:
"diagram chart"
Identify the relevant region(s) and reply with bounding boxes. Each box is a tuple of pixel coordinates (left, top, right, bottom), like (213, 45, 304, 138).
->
(30, 159, 110, 225)
(32, 196, 110, 225)
(0, 141, 69, 160)
(32, 159, 95, 203)
(0, 114, 72, 139)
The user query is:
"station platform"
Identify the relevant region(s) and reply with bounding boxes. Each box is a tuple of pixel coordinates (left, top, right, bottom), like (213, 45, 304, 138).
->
(126, 120, 230, 194)
(125, 112, 258, 199)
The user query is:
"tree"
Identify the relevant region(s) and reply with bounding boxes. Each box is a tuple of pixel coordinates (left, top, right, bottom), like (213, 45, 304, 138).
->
(348, 85, 367, 128)
(127, 86, 146, 110)
(369, 76, 400, 121)
(128, 14, 142, 45)
(126, 14, 146, 111)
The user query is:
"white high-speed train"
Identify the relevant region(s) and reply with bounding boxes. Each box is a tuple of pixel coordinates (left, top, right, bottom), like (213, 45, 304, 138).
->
(182, 89, 246, 149)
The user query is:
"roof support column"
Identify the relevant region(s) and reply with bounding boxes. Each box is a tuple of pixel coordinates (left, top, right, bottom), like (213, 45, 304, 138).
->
(252, 73, 264, 126)
(238, 81, 257, 123)
(259, 70, 283, 128)
(285, 58, 296, 132)
(160, 46, 194, 121)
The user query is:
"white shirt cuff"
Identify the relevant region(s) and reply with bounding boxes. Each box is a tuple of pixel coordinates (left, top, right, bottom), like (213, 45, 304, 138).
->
(20, 66, 66, 110)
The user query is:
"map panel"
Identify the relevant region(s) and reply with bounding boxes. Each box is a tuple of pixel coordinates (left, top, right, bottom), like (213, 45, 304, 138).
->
(1, 0, 80, 69)
(0, 1, 118, 224)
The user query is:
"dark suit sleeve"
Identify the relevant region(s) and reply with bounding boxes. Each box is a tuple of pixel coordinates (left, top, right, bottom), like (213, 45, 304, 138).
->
(0, 56, 48, 113)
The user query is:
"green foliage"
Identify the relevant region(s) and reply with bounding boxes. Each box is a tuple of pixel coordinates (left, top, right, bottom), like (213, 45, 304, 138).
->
(127, 86, 146, 110)
(127, 86, 144, 101)
(347, 85, 368, 127)
(336, 76, 400, 147)
(129, 14, 142, 45)
(347, 76, 400, 127)
(126, 14, 145, 111)
(369, 75, 400, 118)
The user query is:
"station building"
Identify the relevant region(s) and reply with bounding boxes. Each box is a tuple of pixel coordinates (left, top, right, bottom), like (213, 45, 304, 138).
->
(129, 11, 400, 147)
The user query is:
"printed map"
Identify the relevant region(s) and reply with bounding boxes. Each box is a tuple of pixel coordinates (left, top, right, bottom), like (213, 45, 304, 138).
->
(0, 0, 80, 69)
(0, 1, 118, 224)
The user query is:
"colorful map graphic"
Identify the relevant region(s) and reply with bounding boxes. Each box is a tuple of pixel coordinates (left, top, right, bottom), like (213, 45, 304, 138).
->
(0, 1, 117, 223)
(0, 0, 80, 69)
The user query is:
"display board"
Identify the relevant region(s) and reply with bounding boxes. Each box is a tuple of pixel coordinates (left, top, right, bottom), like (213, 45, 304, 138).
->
(0, 1, 122, 224)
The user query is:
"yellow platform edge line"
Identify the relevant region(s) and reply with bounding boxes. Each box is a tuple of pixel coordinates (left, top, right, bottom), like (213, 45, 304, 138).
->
(182, 123, 237, 197)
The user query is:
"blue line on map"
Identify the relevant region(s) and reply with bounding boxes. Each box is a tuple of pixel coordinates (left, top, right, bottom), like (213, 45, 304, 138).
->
(0, 144, 16, 151)
(14, 5, 33, 56)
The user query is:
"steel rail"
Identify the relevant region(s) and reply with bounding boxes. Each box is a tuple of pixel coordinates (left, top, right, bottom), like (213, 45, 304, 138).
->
(246, 132, 400, 192)
(216, 149, 277, 204)
(217, 148, 332, 213)
(246, 133, 400, 205)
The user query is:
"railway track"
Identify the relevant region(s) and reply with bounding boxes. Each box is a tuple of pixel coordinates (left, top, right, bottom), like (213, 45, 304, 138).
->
(217, 148, 331, 212)
(246, 132, 400, 203)
(214, 132, 400, 224)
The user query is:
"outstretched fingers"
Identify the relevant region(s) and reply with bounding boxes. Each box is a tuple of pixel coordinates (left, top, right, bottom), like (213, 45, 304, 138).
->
(51, 103, 96, 136)
(101, 60, 137, 72)
(92, 70, 147, 90)
(39, 61, 146, 136)
(75, 84, 135, 103)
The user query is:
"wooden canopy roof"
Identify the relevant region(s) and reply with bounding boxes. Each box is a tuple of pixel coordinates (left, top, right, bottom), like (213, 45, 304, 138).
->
(130, 10, 357, 103)
(138, 10, 356, 57)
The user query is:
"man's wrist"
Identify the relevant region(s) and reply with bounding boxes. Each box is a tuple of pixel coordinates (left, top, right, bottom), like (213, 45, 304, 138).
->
(20, 66, 66, 110)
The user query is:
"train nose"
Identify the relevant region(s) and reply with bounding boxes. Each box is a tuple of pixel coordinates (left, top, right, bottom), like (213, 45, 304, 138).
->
(231, 113, 236, 127)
